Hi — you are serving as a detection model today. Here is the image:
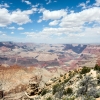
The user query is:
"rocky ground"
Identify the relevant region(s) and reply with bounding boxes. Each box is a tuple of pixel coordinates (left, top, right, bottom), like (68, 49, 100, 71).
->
(25, 65, 100, 100)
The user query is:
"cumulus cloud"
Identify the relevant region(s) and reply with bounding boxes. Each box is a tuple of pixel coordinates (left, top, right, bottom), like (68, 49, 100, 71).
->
(77, 0, 91, 9)
(22, 5, 100, 43)
(0, 3, 9, 8)
(43, 9, 67, 20)
(60, 7, 100, 28)
(18, 27, 24, 30)
(49, 20, 60, 26)
(38, 9, 67, 22)
(22, 26, 82, 38)
(21, 25, 100, 43)
(0, 8, 35, 27)
(94, 0, 100, 6)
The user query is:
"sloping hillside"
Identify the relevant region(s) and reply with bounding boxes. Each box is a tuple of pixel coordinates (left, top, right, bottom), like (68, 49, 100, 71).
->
(25, 65, 100, 100)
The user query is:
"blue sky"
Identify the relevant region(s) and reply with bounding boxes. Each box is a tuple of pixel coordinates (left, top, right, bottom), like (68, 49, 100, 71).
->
(0, 0, 100, 43)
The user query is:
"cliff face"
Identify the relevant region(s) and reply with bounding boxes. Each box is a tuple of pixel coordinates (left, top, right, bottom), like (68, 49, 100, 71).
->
(0, 65, 33, 93)
(0, 64, 66, 99)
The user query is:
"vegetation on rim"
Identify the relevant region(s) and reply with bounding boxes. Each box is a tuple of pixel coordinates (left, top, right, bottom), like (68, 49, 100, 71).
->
(26, 64, 100, 100)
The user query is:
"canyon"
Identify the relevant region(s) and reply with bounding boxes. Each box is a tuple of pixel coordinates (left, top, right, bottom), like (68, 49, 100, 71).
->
(0, 42, 100, 99)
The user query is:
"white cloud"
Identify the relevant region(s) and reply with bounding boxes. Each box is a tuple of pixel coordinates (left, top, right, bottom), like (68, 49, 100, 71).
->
(78, 0, 91, 9)
(32, 8, 38, 12)
(11, 9, 33, 25)
(37, 19, 42, 23)
(46, 0, 51, 4)
(0, 31, 7, 37)
(22, 0, 31, 5)
(18, 27, 24, 30)
(0, 8, 35, 27)
(60, 7, 100, 28)
(0, 8, 11, 27)
(2, 34, 6, 36)
(7, 26, 15, 29)
(38, 7, 46, 13)
(11, 32, 14, 34)
(21, 25, 100, 43)
(49, 20, 60, 26)
(22, 26, 82, 38)
(32, 3, 40, 8)
(24, 1, 31, 5)
(77, 3, 86, 9)
(0, 3, 9, 8)
(21, 5, 100, 43)
(94, 0, 100, 6)
(38, 9, 67, 22)
(86, 0, 90, 4)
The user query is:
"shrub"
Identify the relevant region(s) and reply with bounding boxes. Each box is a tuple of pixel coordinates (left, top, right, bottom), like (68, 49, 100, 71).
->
(66, 87, 73, 94)
(66, 97, 75, 100)
(83, 96, 95, 100)
(46, 97, 52, 100)
(59, 79, 61, 82)
(79, 74, 83, 79)
(41, 89, 47, 96)
(97, 74, 100, 84)
(60, 74, 63, 77)
(63, 90, 67, 95)
(64, 78, 70, 83)
(64, 75, 66, 79)
(77, 75, 97, 96)
(94, 64, 100, 71)
(80, 66, 90, 74)
(52, 83, 60, 95)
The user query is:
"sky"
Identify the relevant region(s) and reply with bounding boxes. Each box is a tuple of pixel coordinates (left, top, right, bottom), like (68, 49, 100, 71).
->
(0, 0, 100, 43)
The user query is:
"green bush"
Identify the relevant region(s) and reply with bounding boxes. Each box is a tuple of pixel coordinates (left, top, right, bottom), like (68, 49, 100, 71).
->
(41, 89, 47, 96)
(79, 74, 83, 79)
(84, 96, 95, 100)
(66, 87, 73, 94)
(52, 83, 60, 95)
(94, 64, 100, 71)
(60, 74, 63, 77)
(80, 66, 90, 74)
(63, 90, 67, 95)
(64, 78, 70, 83)
(46, 97, 52, 100)
(66, 97, 75, 100)
(97, 75, 100, 84)
(64, 75, 66, 79)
